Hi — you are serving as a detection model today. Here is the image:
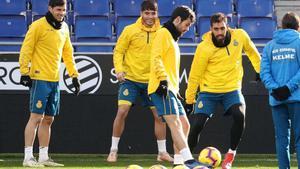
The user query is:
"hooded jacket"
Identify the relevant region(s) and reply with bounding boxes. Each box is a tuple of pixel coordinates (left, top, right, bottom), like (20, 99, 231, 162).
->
(261, 29, 300, 106)
(19, 17, 78, 82)
(148, 25, 181, 95)
(113, 17, 160, 83)
(185, 29, 261, 104)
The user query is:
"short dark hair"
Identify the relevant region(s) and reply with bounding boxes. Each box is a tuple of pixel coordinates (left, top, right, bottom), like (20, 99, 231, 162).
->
(48, 0, 66, 8)
(210, 12, 227, 27)
(141, 0, 158, 12)
(282, 12, 300, 30)
(170, 6, 195, 23)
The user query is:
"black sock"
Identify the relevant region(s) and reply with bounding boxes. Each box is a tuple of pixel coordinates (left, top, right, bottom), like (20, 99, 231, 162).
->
(188, 114, 209, 152)
(184, 159, 196, 164)
(227, 104, 245, 150)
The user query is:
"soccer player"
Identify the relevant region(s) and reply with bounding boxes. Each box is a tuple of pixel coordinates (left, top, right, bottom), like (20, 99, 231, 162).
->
(148, 6, 207, 168)
(19, 0, 80, 167)
(185, 13, 261, 169)
(107, 0, 173, 163)
(261, 12, 300, 169)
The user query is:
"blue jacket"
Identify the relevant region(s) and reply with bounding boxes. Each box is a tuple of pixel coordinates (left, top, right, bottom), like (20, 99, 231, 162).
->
(261, 29, 300, 106)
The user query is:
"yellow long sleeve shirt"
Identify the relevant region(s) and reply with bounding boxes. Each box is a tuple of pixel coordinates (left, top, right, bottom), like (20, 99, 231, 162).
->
(185, 29, 261, 104)
(19, 17, 78, 82)
(148, 27, 181, 95)
(113, 17, 160, 83)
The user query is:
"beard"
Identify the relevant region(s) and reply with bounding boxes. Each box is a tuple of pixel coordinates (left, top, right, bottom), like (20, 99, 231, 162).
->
(212, 31, 231, 48)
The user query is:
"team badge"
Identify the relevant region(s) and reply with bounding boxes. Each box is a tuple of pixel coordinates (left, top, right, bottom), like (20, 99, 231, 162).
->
(36, 100, 42, 109)
(198, 101, 203, 109)
(233, 39, 239, 46)
(123, 89, 129, 96)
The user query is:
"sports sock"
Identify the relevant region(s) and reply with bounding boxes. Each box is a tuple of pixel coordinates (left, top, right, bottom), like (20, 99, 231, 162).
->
(39, 147, 49, 162)
(24, 146, 34, 161)
(188, 114, 209, 151)
(110, 137, 120, 152)
(174, 154, 184, 165)
(180, 148, 194, 162)
(157, 140, 167, 153)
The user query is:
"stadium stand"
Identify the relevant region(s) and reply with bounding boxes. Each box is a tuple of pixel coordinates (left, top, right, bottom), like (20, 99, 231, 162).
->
(0, 0, 27, 15)
(236, 0, 276, 52)
(74, 16, 113, 52)
(115, 16, 137, 37)
(157, 0, 176, 16)
(73, 0, 110, 16)
(236, 0, 274, 17)
(0, 0, 27, 51)
(73, 0, 113, 52)
(31, 0, 48, 21)
(195, 0, 235, 39)
(0, 0, 280, 53)
(114, 0, 141, 16)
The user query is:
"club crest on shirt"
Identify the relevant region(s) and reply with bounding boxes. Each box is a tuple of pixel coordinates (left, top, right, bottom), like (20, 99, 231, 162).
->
(36, 100, 42, 109)
(233, 39, 239, 46)
(198, 101, 203, 109)
(123, 89, 129, 96)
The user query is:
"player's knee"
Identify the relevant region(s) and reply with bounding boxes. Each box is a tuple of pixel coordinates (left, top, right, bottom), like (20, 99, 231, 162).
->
(42, 116, 54, 126)
(229, 105, 245, 121)
(116, 107, 129, 119)
(166, 117, 182, 130)
(232, 108, 245, 125)
(29, 115, 44, 124)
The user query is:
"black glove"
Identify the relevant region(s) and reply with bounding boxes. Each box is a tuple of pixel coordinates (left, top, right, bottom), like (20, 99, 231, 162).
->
(20, 75, 32, 87)
(184, 103, 194, 116)
(255, 73, 261, 82)
(156, 80, 168, 97)
(271, 86, 291, 101)
(72, 77, 81, 96)
(177, 93, 185, 103)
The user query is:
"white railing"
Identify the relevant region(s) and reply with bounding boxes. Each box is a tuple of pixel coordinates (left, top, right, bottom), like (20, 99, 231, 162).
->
(0, 42, 266, 55)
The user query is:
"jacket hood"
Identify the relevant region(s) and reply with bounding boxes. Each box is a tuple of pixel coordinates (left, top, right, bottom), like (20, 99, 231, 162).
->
(202, 28, 234, 46)
(273, 29, 300, 44)
(136, 17, 160, 32)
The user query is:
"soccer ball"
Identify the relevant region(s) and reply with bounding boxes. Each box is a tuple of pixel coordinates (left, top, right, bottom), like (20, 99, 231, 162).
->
(192, 166, 210, 169)
(173, 165, 189, 169)
(198, 146, 222, 168)
(149, 164, 167, 169)
(126, 164, 144, 169)
(173, 165, 207, 169)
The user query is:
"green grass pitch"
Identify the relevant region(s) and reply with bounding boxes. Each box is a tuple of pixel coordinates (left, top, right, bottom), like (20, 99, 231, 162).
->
(0, 154, 298, 168)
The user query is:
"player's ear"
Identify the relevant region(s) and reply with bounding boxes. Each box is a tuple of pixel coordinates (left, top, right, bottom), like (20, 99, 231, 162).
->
(48, 6, 53, 12)
(174, 16, 181, 25)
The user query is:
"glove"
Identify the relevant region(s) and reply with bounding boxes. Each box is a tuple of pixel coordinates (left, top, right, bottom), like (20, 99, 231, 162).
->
(156, 80, 168, 97)
(184, 103, 194, 116)
(72, 77, 81, 96)
(20, 75, 32, 87)
(177, 93, 185, 103)
(255, 73, 261, 82)
(271, 85, 291, 101)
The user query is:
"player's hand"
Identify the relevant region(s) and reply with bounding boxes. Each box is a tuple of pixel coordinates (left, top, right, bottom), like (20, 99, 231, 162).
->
(156, 80, 168, 97)
(184, 103, 194, 116)
(116, 72, 126, 82)
(255, 73, 261, 82)
(271, 85, 291, 101)
(72, 77, 81, 96)
(20, 75, 32, 88)
(177, 93, 185, 103)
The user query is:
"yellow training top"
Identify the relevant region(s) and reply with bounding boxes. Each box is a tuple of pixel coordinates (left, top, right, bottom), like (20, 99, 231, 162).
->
(19, 17, 78, 82)
(113, 17, 160, 83)
(185, 28, 261, 104)
(148, 27, 181, 95)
